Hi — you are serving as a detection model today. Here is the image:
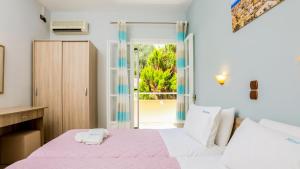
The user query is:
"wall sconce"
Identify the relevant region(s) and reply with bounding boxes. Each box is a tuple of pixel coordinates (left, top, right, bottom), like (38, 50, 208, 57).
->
(215, 73, 227, 86)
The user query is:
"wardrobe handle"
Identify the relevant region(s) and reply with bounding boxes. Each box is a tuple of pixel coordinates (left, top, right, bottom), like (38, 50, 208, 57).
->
(85, 88, 88, 96)
(35, 88, 38, 96)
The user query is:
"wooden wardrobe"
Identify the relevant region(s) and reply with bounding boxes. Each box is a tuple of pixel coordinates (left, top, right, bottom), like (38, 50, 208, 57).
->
(33, 40, 97, 142)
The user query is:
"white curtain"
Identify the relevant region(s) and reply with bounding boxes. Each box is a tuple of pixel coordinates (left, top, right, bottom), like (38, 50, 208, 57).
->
(115, 21, 130, 123)
(176, 21, 188, 122)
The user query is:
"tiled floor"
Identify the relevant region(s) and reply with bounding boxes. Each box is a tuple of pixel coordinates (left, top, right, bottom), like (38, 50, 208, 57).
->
(136, 100, 177, 129)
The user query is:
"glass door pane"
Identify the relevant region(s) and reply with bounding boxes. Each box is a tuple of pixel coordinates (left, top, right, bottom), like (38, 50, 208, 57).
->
(133, 43, 177, 129)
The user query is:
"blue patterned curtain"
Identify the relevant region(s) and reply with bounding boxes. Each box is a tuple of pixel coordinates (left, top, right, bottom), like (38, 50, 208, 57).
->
(176, 21, 188, 121)
(115, 21, 130, 122)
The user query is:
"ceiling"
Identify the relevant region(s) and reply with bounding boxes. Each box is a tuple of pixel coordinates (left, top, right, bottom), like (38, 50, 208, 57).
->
(37, 0, 193, 11)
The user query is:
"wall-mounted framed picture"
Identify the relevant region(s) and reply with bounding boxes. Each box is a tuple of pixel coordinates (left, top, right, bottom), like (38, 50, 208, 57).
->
(0, 45, 4, 94)
(231, 0, 284, 32)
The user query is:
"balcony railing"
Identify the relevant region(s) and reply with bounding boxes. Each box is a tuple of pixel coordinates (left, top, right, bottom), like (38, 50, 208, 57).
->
(134, 92, 177, 129)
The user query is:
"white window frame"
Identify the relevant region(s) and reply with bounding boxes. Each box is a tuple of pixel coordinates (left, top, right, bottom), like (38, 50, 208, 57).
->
(106, 37, 194, 128)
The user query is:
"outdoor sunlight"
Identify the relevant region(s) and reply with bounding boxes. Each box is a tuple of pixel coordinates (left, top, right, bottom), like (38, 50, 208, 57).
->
(134, 43, 177, 129)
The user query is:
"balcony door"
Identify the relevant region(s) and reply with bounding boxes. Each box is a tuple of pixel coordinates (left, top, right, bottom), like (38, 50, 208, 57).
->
(132, 40, 178, 129)
(107, 35, 194, 129)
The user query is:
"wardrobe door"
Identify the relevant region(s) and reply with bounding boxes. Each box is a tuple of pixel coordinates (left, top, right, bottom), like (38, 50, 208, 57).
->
(88, 42, 98, 128)
(63, 42, 89, 130)
(33, 41, 63, 142)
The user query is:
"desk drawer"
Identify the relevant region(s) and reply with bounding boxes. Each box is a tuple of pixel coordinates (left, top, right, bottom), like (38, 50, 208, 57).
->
(0, 110, 43, 128)
(19, 112, 37, 122)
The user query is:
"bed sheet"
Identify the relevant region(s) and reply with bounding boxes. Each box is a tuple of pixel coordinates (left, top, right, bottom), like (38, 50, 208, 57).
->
(177, 155, 228, 169)
(159, 129, 225, 157)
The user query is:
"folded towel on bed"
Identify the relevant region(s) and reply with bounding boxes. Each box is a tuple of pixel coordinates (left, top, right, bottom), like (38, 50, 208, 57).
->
(88, 129, 109, 137)
(75, 129, 109, 145)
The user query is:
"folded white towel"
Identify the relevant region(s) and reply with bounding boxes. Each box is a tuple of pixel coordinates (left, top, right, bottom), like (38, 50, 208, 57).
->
(88, 129, 109, 137)
(83, 134, 104, 145)
(75, 129, 109, 145)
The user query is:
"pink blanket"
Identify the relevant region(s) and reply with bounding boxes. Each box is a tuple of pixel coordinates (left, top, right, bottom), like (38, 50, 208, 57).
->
(7, 129, 181, 169)
(7, 158, 180, 169)
(29, 129, 170, 158)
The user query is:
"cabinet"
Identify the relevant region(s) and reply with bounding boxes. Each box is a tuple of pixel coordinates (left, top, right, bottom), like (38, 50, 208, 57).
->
(33, 41, 97, 142)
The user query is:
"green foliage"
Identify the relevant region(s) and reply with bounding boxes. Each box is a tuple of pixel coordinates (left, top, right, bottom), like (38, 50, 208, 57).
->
(139, 44, 177, 100)
(133, 44, 154, 76)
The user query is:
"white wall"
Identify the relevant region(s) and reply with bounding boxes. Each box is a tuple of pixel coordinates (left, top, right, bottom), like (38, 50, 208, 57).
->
(0, 0, 50, 107)
(50, 8, 186, 127)
(188, 0, 300, 126)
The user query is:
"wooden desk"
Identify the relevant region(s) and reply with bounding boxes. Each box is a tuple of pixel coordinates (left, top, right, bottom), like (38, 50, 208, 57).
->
(0, 106, 46, 144)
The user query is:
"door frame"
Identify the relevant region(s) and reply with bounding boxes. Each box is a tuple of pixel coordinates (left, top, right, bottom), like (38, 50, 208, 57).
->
(106, 40, 133, 129)
(130, 39, 177, 128)
(184, 34, 195, 109)
(106, 37, 193, 129)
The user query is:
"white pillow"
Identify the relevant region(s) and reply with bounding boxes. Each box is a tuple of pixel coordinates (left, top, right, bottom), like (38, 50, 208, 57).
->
(215, 108, 236, 146)
(259, 119, 300, 138)
(184, 104, 221, 147)
(222, 118, 300, 169)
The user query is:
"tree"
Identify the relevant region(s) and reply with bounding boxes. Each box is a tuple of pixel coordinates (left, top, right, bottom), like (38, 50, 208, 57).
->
(133, 44, 154, 76)
(139, 44, 177, 100)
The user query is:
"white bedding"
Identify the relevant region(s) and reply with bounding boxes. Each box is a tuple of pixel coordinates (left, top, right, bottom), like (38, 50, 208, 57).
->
(159, 128, 225, 157)
(177, 156, 228, 169)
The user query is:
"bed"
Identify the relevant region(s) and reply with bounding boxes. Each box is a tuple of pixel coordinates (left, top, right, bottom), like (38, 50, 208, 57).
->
(25, 129, 224, 159)
(7, 106, 241, 169)
(6, 128, 227, 169)
(8, 117, 299, 169)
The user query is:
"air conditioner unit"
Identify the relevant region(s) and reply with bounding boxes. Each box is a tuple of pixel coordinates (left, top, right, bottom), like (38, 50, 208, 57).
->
(51, 21, 89, 35)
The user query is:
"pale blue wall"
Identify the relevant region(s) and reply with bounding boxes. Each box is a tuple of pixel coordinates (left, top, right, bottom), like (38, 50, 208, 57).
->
(187, 0, 300, 126)
(0, 0, 50, 108)
(50, 9, 186, 127)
